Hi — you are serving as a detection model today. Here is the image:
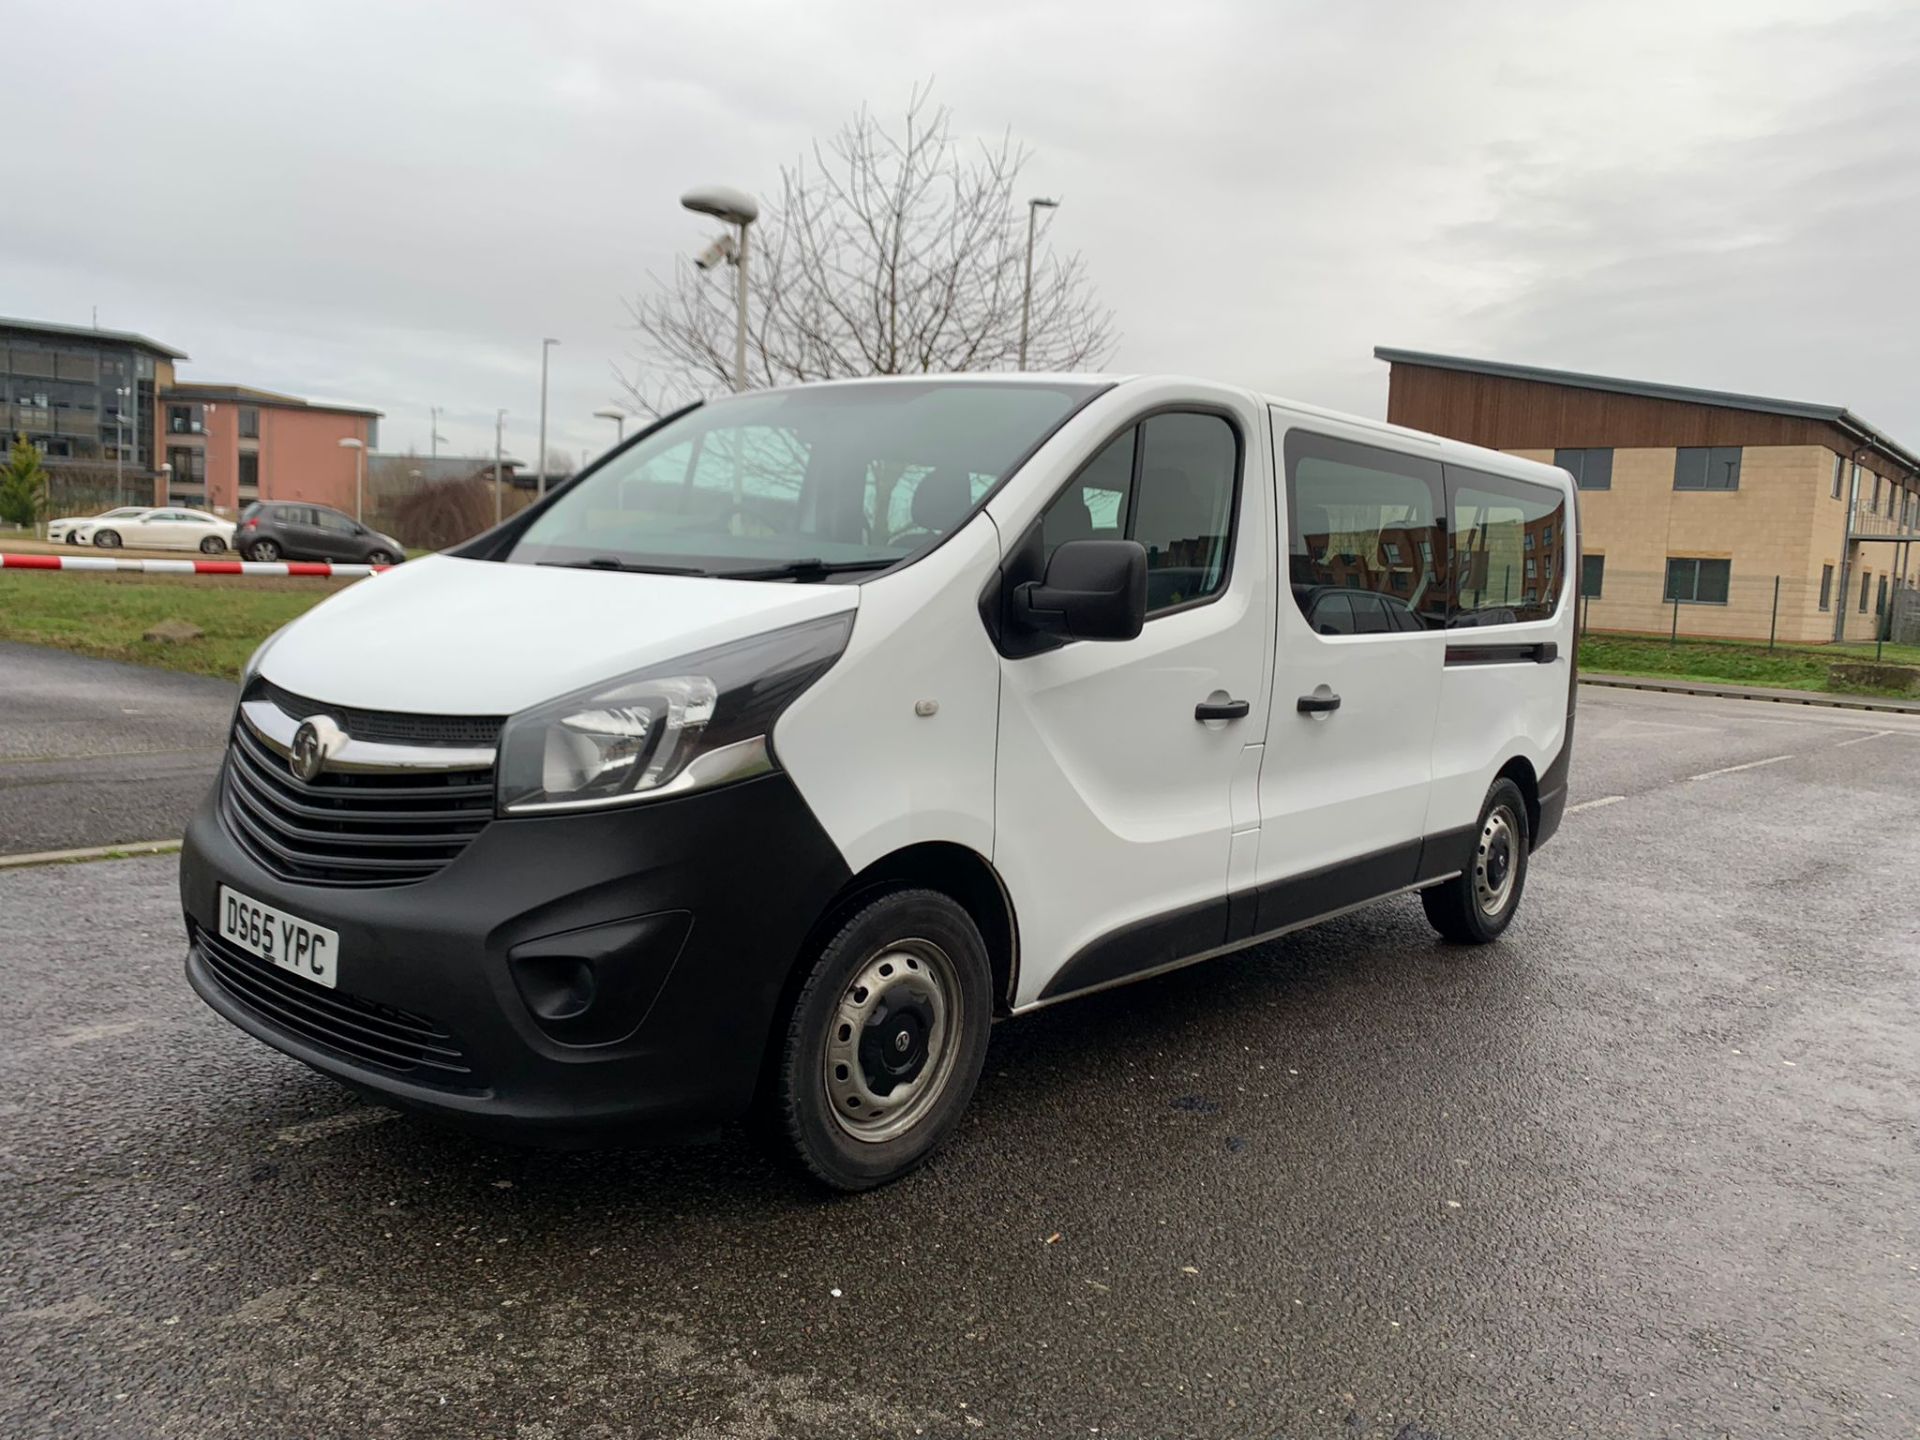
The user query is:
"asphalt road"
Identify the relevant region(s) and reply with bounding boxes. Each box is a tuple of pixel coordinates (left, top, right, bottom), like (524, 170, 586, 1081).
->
(0, 643, 231, 856)
(3, 680, 1918, 1439)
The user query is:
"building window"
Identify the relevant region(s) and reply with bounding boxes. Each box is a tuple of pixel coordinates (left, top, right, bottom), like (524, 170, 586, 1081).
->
(1664, 557, 1731, 605)
(1876, 576, 1888, 617)
(1871, 474, 1882, 513)
(166, 403, 203, 435)
(1674, 446, 1741, 491)
(237, 452, 260, 494)
(1580, 555, 1606, 599)
(1554, 447, 1613, 491)
(1860, 571, 1872, 613)
(238, 407, 260, 439)
(1831, 454, 1844, 499)
(1819, 564, 1834, 611)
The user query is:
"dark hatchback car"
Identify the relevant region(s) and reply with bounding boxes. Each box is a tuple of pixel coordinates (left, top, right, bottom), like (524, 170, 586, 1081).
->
(237, 502, 405, 565)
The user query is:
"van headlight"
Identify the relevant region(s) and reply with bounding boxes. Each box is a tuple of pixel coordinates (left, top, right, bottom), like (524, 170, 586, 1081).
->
(496, 611, 854, 815)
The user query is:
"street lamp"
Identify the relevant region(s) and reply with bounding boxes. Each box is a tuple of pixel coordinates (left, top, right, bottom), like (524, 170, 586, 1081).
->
(681, 185, 759, 392)
(429, 405, 446, 461)
(593, 408, 627, 446)
(113, 385, 131, 505)
(338, 436, 365, 521)
(537, 338, 559, 499)
(1019, 197, 1059, 372)
(493, 408, 506, 525)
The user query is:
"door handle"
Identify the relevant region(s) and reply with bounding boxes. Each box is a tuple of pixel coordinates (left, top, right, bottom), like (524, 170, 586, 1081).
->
(1194, 698, 1250, 722)
(1296, 692, 1342, 715)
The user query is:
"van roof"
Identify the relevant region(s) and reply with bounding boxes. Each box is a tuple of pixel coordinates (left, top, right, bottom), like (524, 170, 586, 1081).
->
(754, 373, 1574, 489)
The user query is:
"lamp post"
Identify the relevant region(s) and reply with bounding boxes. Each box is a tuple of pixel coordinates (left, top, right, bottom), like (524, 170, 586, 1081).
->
(337, 436, 365, 521)
(537, 338, 559, 498)
(494, 409, 506, 526)
(681, 185, 759, 392)
(593, 408, 626, 447)
(1018, 197, 1059, 372)
(113, 384, 131, 505)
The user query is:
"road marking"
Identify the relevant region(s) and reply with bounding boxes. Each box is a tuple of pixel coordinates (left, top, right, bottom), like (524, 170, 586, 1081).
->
(0, 746, 224, 767)
(0, 839, 182, 869)
(1831, 730, 1895, 748)
(1689, 755, 1794, 781)
(274, 1108, 397, 1146)
(1566, 795, 1626, 813)
(51, 1019, 152, 1048)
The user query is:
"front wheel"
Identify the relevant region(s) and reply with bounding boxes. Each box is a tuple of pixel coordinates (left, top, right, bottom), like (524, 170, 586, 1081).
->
(365, 549, 397, 566)
(199, 535, 226, 554)
(93, 530, 121, 549)
(245, 539, 281, 562)
(770, 889, 993, 1191)
(1422, 777, 1530, 944)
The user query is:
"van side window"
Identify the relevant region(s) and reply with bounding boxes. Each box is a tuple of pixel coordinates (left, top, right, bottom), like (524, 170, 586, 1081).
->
(1037, 412, 1239, 617)
(1445, 468, 1566, 624)
(1283, 430, 1446, 631)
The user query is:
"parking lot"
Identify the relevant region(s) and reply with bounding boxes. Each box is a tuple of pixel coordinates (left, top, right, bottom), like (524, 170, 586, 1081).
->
(3, 651, 1917, 1439)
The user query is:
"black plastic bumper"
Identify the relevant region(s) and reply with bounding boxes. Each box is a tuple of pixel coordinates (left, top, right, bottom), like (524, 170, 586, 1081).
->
(180, 769, 850, 1144)
(1532, 714, 1575, 851)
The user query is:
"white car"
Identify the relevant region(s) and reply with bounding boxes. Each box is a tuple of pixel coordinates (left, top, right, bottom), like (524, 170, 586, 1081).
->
(75, 507, 237, 554)
(47, 506, 150, 545)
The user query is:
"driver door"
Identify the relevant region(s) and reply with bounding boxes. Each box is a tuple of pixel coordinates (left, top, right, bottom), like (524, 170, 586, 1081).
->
(992, 401, 1274, 1007)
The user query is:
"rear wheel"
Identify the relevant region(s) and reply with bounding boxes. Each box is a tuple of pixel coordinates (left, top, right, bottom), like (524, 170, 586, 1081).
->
(245, 538, 281, 562)
(1422, 778, 1530, 944)
(93, 529, 121, 549)
(770, 889, 992, 1191)
(199, 535, 226, 554)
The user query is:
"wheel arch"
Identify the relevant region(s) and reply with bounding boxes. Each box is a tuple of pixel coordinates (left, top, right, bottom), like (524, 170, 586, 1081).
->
(756, 841, 1021, 1102)
(1494, 754, 1541, 841)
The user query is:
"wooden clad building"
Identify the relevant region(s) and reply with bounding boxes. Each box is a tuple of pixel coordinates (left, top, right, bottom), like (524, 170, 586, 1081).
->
(1376, 348, 1920, 644)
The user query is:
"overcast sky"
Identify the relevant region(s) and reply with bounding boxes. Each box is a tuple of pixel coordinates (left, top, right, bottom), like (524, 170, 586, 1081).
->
(10, 0, 1917, 464)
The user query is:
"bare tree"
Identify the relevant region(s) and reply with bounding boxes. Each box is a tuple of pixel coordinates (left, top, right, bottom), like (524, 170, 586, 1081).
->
(618, 87, 1117, 416)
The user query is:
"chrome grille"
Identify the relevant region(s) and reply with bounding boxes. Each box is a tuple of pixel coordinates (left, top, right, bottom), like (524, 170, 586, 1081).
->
(220, 697, 497, 888)
(196, 927, 479, 1085)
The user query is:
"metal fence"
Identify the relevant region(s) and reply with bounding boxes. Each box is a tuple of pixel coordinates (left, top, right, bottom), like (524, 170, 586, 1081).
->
(45, 466, 147, 521)
(1580, 568, 1912, 649)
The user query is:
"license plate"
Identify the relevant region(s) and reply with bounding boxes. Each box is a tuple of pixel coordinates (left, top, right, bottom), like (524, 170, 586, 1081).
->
(218, 884, 340, 990)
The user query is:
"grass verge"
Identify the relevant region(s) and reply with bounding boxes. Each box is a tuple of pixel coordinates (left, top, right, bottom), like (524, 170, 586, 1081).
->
(0, 570, 350, 680)
(1580, 633, 1918, 697)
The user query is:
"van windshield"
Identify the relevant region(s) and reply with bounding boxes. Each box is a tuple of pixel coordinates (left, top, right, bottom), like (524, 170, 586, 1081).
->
(504, 380, 1098, 578)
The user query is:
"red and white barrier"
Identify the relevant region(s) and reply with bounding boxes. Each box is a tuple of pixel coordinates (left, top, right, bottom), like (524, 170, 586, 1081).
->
(0, 553, 390, 578)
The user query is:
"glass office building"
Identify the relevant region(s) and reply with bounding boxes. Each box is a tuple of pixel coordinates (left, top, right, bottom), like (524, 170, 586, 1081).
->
(0, 316, 185, 481)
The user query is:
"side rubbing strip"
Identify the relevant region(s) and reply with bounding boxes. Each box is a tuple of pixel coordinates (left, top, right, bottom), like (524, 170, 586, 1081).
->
(1445, 641, 1558, 666)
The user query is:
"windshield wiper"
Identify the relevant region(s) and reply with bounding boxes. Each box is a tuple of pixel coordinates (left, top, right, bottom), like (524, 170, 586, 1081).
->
(719, 557, 899, 582)
(538, 557, 709, 576)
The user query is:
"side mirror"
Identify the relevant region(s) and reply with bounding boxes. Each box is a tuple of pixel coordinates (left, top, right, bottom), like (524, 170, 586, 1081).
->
(1014, 539, 1147, 642)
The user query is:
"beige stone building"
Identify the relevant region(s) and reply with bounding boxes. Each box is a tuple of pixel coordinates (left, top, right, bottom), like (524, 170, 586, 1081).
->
(1375, 348, 1919, 645)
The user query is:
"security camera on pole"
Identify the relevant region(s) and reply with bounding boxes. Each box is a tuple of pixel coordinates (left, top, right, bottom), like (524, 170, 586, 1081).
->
(681, 185, 759, 392)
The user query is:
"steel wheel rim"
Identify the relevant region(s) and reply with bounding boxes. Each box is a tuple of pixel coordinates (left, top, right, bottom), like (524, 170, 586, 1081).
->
(253, 541, 278, 561)
(1474, 805, 1518, 917)
(824, 937, 961, 1144)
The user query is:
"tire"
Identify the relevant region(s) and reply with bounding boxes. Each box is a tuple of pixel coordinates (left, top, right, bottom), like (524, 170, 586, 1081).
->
(199, 535, 226, 554)
(1422, 778, 1530, 944)
(365, 549, 397, 566)
(770, 888, 993, 1191)
(246, 539, 281, 562)
(93, 530, 121, 549)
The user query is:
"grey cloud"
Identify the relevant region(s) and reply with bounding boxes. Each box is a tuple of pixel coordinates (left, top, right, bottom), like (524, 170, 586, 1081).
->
(7, 0, 1916, 462)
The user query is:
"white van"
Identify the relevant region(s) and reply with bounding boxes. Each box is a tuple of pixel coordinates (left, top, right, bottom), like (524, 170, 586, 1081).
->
(181, 375, 1576, 1189)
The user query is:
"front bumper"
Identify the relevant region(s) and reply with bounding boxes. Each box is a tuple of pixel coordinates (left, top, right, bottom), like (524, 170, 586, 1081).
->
(180, 769, 851, 1144)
